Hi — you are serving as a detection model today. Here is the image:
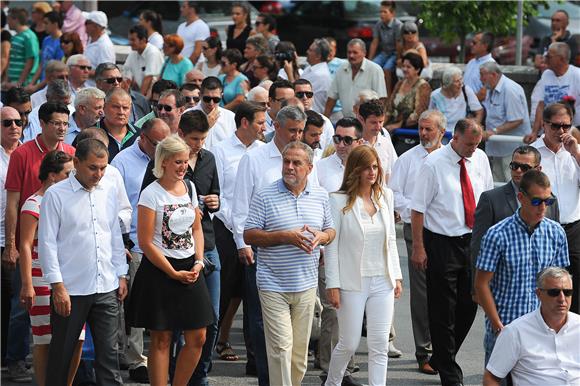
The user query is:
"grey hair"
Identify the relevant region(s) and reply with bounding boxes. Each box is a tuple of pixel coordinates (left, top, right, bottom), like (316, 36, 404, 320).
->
(276, 105, 307, 127)
(347, 38, 366, 52)
(46, 79, 71, 101)
(105, 87, 131, 104)
(358, 89, 380, 103)
(45, 60, 67, 76)
(419, 109, 447, 131)
(74, 87, 105, 109)
(247, 86, 268, 102)
(153, 134, 190, 179)
(536, 267, 572, 289)
(282, 140, 314, 165)
(480, 61, 502, 75)
(311, 38, 331, 61)
(66, 54, 90, 67)
(442, 66, 463, 88)
(95, 62, 120, 80)
(549, 42, 571, 62)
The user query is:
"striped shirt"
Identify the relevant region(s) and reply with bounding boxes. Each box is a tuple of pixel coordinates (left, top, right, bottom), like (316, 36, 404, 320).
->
(245, 179, 334, 292)
(476, 210, 569, 337)
(8, 28, 39, 85)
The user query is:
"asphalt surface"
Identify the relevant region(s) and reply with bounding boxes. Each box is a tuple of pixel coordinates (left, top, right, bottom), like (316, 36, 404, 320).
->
(2, 224, 486, 385)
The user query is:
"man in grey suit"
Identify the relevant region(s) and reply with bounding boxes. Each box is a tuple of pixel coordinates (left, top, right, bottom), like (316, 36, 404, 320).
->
(472, 145, 560, 265)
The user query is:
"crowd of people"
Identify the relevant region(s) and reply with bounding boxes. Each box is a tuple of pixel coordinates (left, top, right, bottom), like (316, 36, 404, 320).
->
(1, 1, 579, 386)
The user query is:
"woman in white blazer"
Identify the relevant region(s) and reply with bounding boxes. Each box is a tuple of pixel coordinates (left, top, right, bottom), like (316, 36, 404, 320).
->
(324, 145, 403, 386)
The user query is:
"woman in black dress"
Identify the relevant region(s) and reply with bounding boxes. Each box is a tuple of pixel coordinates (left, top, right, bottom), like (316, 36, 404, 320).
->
(226, 2, 253, 53)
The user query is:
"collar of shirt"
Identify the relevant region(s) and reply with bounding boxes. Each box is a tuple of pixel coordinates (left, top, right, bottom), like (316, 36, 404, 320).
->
(476, 53, 494, 64)
(329, 153, 343, 168)
(267, 139, 283, 159)
(492, 74, 507, 94)
(68, 113, 82, 135)
(447, 141, 470, 164)
(534, 136, 564, 154)
(277, 177, 312, 196)
(514, 208, 544, 235)
(344, 58, 369, 74)
(69, 171, 104, 193)
(34, 134, 64, 153)
(533, 307, 570, 334)
(131, 137, 151, 161)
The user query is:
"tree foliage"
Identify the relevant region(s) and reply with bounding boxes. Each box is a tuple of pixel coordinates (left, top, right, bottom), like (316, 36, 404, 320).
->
(419, 1, 548, 61)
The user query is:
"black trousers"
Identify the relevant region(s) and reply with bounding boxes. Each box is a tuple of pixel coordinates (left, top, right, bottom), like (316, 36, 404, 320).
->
(425, 229, 477, 386)
(564, 220, 580, 314)
(47, 290, 122, 386)
(0, 247, 12, 364)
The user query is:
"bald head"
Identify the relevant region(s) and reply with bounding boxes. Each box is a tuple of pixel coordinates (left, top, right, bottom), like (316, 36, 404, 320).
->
(247, 86, 268, 105)
(1, 106, 21, 119)
(185, 69, 204, 87)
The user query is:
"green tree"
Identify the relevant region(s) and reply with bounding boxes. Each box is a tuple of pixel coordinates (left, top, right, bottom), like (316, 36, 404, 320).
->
(419, 1, 547, 62)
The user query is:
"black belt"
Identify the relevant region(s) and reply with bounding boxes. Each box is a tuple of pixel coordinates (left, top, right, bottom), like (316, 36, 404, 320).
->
(562, 219, 580, 230)
(425, 228, 471, 241)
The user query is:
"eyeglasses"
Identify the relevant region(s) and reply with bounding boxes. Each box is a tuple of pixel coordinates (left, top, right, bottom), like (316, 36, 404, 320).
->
(156, 104, 174, 112)
(540, 288, 573, 297)
(509, 162, 536, 172)
(295, 91, 314, 99)
(520, 190, 556, 207)
(184, 96, 200, 104)
(100, 77, 123, 84)
(47, 120, 69, 128)
(403, 30, 417, 35)
(332, 134, 358, 146)
(2, 119, 23, 127)
(202, 96, 221, 104)
(545, 121, 572, 131)
(72, 65, 92, 71)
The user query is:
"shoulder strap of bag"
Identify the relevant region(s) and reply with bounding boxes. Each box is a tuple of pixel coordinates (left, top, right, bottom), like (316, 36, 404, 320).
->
(462, 85, 472, 116)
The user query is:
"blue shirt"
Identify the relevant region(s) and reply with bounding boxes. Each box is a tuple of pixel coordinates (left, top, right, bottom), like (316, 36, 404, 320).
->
(40, 35, 64, 81)
(110, 138, 151, 253)
(476, 210, 569, 335)
(463, 53, 495, 95)
(218, 73, 248, 106)
(245, 179, 334, 292)
(161, 57, 194, 87)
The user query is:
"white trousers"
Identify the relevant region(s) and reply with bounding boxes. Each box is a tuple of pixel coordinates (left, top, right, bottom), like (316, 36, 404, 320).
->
(325, 276, 394, 386)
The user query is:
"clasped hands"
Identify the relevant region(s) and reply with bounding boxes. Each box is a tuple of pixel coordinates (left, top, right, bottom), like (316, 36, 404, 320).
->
(287, 225, 326, 253)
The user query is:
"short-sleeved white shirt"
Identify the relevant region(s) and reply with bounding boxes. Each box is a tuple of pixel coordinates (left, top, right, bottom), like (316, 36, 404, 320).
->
(531, 65, 580, 126)
(148, 31, 164, 50)
(122, 43, 165, 88)
(85, 33, 115, 68)
(177, 19, 210, 61)
(138, 181, 198, 259)
(429, 86, 483, 133)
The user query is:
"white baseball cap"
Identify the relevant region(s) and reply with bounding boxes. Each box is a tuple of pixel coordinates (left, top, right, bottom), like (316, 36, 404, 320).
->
(85, 11, 108, 29)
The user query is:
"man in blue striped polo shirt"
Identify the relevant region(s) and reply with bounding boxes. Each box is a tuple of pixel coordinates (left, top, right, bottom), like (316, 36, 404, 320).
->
(244, 141, 336, 386)
(474, 169, 569, 371)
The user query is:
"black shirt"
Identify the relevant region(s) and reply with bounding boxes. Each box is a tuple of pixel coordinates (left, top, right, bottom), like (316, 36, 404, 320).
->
(141, 148, 220, 251)
(226, 24, 252, 53)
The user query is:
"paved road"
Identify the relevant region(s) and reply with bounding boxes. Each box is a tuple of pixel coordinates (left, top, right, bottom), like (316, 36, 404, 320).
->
(2, 224, 486, 385)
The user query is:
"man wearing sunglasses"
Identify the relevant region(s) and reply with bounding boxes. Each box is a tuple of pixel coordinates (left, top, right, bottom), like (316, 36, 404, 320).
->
(66, 54, 91, 100)
(155, 89, 186, 135)
(531, 102, 580, 313)
(484, 267, 579, 386)
(4, 88, 32, 134)
(475, 170, 569, 375)
(294, 79, 334, 150)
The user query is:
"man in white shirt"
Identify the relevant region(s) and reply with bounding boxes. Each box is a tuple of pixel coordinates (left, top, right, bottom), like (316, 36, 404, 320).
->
(324, 39, 387, 119)
(84, 11, 115, 74)
(358, 99, 398, 182)
(389, 110, 446, 375)
(39, 138, 128, 386)
(302, 38, 332, 114)
(294, 79, 334, 150)
(484, 267, 579, 386)
(66, 87, 105, 145)
(463, 32, 495, 102)
(411, 119, 493, 386)
(123, 25, 164, 97)
(526, 42, 580, 143)
(480, 61, 531, 182)
(191, 76, 236, 149)
(232, 106, 308, 386)
(66, 54, 90, 100)
(532, 102, 580, 313)
(265, 80, 295, 134)
(177, 1, 210, 66)
(211, 102, 266, 369)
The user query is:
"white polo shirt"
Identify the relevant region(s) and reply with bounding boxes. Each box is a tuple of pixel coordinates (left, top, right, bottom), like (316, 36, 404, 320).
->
(177, 18, 210, 62)
(85, 33, 115, 68)
(122, 43, 165, 88)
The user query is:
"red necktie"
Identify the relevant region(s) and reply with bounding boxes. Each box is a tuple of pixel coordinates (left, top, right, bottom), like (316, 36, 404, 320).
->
(458, 158, 476, 229)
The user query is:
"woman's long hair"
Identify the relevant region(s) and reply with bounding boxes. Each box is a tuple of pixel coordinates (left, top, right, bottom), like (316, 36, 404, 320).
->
(338, 145, 384, 214)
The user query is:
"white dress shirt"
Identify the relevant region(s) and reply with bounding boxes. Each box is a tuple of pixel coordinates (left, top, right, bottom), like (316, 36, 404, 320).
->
(364, 132, 398, 179)
(411, 143, 494, 236)
(316, 153, 344, 193)
(302, 62, 332, 114)
(212, 133, 264, 230)
(85, 33, 115, 69)
(532, 136, 580, 224)
(388, 144, 429, 223)
(487, 308, 580, 385)
(38, 172, 128, 296)
(190, 104, 236, 150)
(320, 113, 335, 150)
(265, 111, 275, 135)
(103, 164, 132, 234)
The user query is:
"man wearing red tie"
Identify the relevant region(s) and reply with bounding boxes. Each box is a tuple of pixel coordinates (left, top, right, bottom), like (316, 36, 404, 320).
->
(410, 119, 493, 386)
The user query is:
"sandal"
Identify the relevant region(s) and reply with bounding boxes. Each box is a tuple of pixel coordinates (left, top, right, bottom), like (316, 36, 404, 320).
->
(215, 341, 239, 361)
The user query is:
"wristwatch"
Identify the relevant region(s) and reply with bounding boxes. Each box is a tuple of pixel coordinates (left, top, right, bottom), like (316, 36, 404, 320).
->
(193, 260, 205, 269)
(118, 274, 130, 280)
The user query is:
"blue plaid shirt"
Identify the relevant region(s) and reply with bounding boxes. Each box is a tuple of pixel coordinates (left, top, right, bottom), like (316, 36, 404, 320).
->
(476, 210, 569, 337)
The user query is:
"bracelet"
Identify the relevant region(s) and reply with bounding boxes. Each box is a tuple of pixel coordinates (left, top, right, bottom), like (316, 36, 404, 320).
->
(193, 260, 205, 269)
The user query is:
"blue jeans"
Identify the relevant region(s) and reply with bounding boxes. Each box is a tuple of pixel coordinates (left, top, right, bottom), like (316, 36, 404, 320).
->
(6, 265, 30, 364)
(372, 52, 397, 71)
(245, 262, 269, 386)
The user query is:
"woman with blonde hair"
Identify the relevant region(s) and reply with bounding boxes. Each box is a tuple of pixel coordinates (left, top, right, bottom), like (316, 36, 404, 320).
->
(128, 135, 214, 386)
(324, 145, 403, 386)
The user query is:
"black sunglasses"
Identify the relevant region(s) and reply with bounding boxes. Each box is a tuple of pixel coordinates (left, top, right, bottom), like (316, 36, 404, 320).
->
(540, 288, 573, 297)
(156, 104, 174, 112)
(546, 121, 572, 131)
(2, 119, 23, 127)
(202, 96, 221, 104)
(509, 162, 536, 172)
(73, 65, 92, 71)
(185, 96, 200, 103)
(332, 134, 358, 146)
(296, 91, 314, 99)
(101, 77, 123, 84)
(520, 190, 556, 207)
(403, 30, 417, 34)
(255, 21, 263, 26)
